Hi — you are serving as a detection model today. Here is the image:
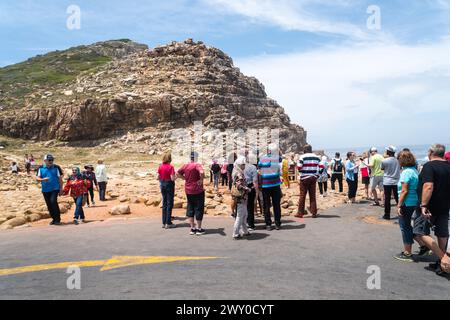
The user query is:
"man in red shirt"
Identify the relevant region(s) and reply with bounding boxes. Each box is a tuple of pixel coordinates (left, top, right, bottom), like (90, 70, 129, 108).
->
(445, 151, 450, 163)
(177, 152, 206, 235)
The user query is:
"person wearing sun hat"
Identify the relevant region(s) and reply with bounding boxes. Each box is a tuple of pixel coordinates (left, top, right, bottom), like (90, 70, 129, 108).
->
(36, 154, 64, 225)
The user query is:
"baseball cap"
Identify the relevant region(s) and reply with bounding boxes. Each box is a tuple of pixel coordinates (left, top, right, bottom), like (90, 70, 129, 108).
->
(385, 146, 397, 153)
(370, 147, 377, 152)
(43, 154, 54, 161)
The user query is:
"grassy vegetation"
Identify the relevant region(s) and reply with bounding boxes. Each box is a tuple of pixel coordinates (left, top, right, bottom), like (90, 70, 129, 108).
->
(0, 135, 161, 169)
(0, 51, 111, 89)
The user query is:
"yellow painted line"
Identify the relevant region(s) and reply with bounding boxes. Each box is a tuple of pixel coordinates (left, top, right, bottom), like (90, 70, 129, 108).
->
(0, 256, 220, 277)
(100, 256, 219, 271)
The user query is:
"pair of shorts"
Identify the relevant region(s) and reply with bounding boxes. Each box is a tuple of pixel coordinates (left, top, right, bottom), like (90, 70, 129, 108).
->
(362, 177, 370, 185)
(370, 176, 383, 191)
(413, 210, 449, 238)
(186, 192, 205, 221)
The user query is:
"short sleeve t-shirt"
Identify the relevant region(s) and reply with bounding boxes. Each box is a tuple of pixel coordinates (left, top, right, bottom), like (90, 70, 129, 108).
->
(417, 160, 450, 216)
(178, 162, 204, 195)
(369, 154, 384, 177)
(398, 167, 419, 207)
(244, 164, 258, 185)
(158, 163, 175, 181)
(381, 157, 401, 186)
(37, 165, 62, 193)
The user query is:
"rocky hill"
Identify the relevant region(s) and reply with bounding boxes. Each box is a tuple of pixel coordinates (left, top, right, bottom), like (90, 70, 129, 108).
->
(0, 39, 307, 154)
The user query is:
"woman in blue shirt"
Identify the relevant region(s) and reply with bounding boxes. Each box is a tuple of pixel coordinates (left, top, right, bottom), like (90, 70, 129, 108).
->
(345, 152, 360, 204)
(394, 150, 419, 262)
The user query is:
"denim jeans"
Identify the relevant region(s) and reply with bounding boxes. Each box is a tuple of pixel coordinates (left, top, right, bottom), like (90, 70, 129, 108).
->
(74, 196, 85, 220)
(213, 173, 220, 189)
(160, 181, 175, 225)
(43, 190, 61, 223)
(398, 206, 415, 245)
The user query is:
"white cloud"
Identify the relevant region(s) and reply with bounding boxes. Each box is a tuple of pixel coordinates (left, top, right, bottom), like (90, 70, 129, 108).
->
(237, 39, 450, 148)
(205, 0, 369, 39)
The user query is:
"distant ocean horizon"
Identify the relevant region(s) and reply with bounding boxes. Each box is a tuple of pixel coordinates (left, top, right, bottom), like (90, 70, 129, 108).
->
(323, 143, 450, 164)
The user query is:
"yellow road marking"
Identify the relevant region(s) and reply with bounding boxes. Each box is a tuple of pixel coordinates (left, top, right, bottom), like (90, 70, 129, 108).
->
(0, 256, 219, 277)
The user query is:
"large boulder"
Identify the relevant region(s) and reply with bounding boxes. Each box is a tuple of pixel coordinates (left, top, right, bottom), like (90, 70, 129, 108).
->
(109, 205, 131, 215)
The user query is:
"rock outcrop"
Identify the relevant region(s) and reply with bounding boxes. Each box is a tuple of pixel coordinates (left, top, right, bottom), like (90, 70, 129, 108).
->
(0, 39, 307, 153)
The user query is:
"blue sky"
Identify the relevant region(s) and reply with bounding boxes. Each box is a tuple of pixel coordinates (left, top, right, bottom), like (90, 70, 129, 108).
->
(1, 0, 450, 149)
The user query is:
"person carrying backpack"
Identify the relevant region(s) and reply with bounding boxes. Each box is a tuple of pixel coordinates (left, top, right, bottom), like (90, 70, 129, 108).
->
(330, 152, 344, 193)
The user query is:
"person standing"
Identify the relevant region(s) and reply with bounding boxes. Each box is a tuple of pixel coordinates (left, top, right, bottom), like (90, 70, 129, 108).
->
(394, 150, 419, 262)
(177, 152, 206, 236)
(227, 153, 237, 192)
(82, 165, 98, 207)
(231, 156, 252, 239)
(317, 156, 329, 197)
(221, 160, 228, 187)
(24, 154, 31, 175)
(413, 144, 450, 276)
(296, 145, 323, 218)
(281, 156, 290, 189)
(157, 153, 176, 229)
(95, 160, 108, 201)
(258, 144, 283, 230)
(381, 146, 401, 220)
(360, 152, 371, 200)
(244, 154, 259, 231)
(63, 167, 89, 225)
(345, 152, 360, 204)
(367, 147, 385, 206)
(36, 154, 63, 225)
(211, 160, 221, 192)
(330, 152, 344, 193)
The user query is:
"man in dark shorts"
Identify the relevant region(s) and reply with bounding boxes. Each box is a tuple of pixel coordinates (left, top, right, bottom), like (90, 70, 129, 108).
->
(413, 144, 450, 275)
(178, 152, 206, 236)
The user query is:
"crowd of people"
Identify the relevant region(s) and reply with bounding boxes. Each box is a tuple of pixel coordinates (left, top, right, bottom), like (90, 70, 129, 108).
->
(34, 155, 109, 225)
(30, 143, 450, 276)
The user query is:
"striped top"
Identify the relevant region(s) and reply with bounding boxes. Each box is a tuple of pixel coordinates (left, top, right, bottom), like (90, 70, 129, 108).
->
(297, 153, 324, 180)
(258, 154, 282, 188)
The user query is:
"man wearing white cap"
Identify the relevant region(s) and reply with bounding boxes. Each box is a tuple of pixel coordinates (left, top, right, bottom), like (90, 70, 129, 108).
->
(367, 147, 384, 206)
(381, 146, 401, 220)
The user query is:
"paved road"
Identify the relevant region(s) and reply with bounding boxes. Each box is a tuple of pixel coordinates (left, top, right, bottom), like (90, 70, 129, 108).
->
(0, 203, 448, 300)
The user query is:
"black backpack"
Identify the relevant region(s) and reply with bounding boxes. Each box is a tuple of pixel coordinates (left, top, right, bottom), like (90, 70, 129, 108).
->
(333, 159, 343, 173)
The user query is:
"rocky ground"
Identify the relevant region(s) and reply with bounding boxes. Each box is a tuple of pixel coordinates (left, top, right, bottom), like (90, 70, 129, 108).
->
(0, 146, 365, 231)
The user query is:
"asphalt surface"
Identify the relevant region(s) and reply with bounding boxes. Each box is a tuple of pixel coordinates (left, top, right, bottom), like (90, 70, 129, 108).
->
(0, 202, 449, 300)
